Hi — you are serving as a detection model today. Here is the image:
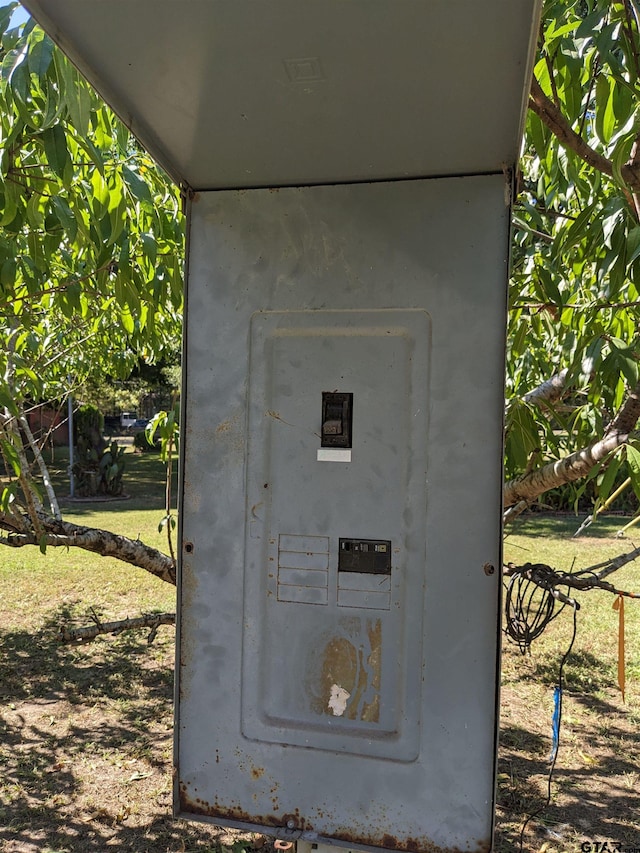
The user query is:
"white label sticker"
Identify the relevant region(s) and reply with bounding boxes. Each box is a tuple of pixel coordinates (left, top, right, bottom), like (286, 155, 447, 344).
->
(317, 448, 352, 463)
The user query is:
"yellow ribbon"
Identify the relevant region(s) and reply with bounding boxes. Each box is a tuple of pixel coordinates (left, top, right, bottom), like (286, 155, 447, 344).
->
(612, 594, 625, 703)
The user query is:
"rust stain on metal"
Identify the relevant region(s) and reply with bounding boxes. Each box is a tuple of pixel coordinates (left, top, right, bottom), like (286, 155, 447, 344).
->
(329, 826, 491, 853)
(312, 617, 381, 721)
(212, 411, 244, 456)
(179, 787, 490, 853)
(179, 790, 312, 832)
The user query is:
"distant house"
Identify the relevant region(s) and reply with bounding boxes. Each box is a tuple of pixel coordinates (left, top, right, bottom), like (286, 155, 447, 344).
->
(26, 405, 68, 446)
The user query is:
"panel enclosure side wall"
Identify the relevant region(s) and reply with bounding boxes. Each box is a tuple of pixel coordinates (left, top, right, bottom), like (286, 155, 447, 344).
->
(176, 177, 508, 853)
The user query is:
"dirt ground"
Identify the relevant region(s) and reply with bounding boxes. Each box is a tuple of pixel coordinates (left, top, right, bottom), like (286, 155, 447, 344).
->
(1, 616, 639, 852)
(496, 656, 640, 851)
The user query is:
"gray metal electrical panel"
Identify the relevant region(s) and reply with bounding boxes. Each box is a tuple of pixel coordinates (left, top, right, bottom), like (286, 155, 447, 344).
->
(21, 1, 541, 851)
(177, 176, 509, 851)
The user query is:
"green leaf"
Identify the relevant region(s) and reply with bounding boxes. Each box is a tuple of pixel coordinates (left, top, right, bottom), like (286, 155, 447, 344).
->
(0, 184, 18, 228)
(1, 257, 17, 287)
(121, 309, 135, 335)
(27, 32, 53, 78)
(595, 76, 614, 145)
(628, 444, 640, 477)
(626, 444, 640, 503)
(74, 132, 105, 174)
(611, 81, 634, 125)
(601, 203, 624, 249)
(41, 125, 70, 178)
(0, 438, 21, 476)
(546, 19, 581, 40)
(0, 383, 18, 417)
(0, 483, 17, 513)
(611, 132, 635, 187)
(575, 9, 603, 39)
(141, 232, 157, 267)
(122, 165, 153, 205)
(57, 55, 92, 137)
(51, 195, 78, 242)
(7, 49, 29, 104)
(0, 4, 18, 41)
(597, 455, 621, 503)
(26, 229, 47, 273)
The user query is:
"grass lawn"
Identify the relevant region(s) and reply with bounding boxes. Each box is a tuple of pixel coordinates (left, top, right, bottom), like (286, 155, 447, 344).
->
(1, 451, 640, 852)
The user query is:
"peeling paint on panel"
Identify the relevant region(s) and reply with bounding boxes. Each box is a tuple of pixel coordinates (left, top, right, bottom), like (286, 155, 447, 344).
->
(327, 684, 350, 716)
(310, 617, 381, 723)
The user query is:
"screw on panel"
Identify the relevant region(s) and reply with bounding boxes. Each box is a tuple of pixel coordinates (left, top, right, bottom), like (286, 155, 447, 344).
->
(483, 563, 495, 576)
(184, 542, 194, 554)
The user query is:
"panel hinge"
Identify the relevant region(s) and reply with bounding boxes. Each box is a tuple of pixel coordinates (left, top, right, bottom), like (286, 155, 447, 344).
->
(275, 826, 303, 841)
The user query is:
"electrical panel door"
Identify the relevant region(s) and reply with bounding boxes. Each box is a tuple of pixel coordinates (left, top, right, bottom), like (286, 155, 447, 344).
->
(242, 310, 430, 760)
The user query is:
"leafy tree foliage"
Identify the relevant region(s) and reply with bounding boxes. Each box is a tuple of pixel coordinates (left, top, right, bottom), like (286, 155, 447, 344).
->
(0, 4, 183, 414)
(507, 0, 640, 513)
(0, 4, 183, 532)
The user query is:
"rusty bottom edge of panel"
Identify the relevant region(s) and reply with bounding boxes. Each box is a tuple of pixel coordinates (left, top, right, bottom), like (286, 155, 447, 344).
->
(178, 789, 491, 853)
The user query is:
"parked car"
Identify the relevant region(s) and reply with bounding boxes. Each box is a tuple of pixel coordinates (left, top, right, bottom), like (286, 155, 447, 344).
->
(120, 412, 137, 429)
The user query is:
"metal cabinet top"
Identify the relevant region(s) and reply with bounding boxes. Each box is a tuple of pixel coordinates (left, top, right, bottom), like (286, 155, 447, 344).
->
(22, 0, 540, 190)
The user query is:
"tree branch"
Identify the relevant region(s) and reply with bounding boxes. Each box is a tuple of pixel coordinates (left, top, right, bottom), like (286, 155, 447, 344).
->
(503, 432, 621, 507)
(606, 377, 640, 435)
(0, 513, 176, 585)
(504, 548, 640, 598)
(61, 612, 175, 644)
(621, 138, 640, 219)
(529, 77, 614, 179)
(504, 379, 640, 508)
(522, 368, 569, 407)
(18, 413, 61, 520)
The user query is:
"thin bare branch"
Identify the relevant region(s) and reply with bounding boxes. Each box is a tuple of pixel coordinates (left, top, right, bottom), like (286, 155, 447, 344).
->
(61, 612, 175, 644)
(18, 414, 61, 520)
(503, 556, 640, 600)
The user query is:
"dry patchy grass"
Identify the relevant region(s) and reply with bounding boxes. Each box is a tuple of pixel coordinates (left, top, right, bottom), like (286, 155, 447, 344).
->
(498, 513, 640, 852)
(0, 449, 261, 852)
